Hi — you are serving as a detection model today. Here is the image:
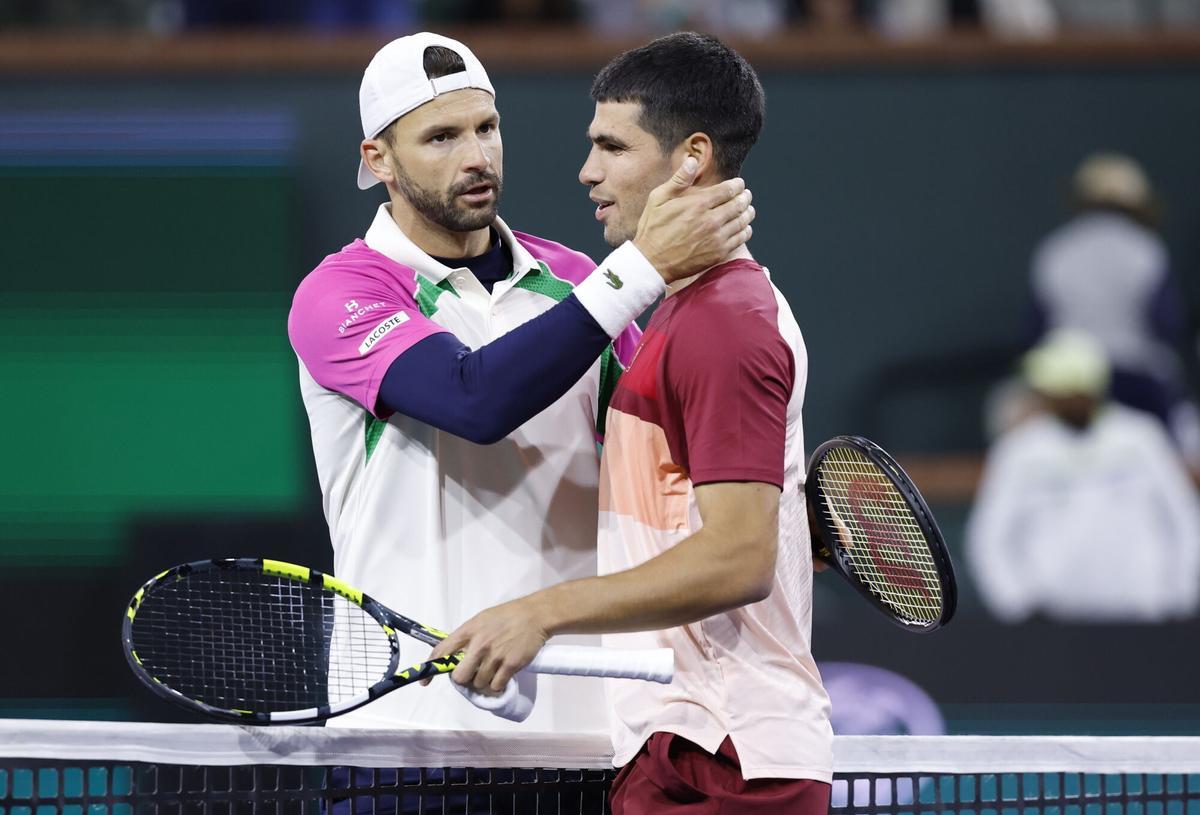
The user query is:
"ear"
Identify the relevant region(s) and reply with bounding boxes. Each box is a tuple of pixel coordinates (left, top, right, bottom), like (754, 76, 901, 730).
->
(361, 139, 396, 186)
(673, 133, 716, 183)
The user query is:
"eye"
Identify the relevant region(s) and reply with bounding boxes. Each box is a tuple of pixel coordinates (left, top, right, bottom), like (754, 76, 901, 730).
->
(479, 122, 495, 134)
(430, 132, 450, 144)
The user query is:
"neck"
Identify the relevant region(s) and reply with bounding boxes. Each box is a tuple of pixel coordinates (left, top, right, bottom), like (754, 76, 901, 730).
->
(665, 243, 753, 298)
(387, 199, 492, 259)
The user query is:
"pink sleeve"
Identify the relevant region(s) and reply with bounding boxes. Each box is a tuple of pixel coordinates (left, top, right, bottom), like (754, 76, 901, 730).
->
(614, 322, 642, 367)
(665, 304, 794, 488)
(287, 260, 449, 418)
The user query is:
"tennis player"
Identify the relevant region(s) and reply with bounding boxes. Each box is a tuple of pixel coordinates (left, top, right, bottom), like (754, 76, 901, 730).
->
(287, 32, 754, 734)
(432, 33, 833, 813)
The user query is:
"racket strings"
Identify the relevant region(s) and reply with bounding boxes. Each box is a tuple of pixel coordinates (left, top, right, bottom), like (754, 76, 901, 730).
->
(816, 448, 943, 625)
(129, 570, 394, 713)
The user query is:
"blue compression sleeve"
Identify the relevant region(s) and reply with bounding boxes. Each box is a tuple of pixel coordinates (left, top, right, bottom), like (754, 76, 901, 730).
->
(378, 293, 612, 444)
(1147, 269, 1187, 347)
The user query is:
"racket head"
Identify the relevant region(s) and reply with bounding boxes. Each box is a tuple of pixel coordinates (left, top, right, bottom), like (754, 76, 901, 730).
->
(122, 558, 455, 724)
(805, 435, 957, 632)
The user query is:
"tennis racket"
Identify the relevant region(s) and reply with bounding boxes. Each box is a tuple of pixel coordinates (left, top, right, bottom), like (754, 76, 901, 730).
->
(806, 435, 957, 632)
(122, 558, 673, 724)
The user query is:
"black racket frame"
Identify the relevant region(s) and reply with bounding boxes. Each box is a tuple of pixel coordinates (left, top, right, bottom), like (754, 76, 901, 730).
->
(120, 557, 458, 724)
(805, 435, 957, 632)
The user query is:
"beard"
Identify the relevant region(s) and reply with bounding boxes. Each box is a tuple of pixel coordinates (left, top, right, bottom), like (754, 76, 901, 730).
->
(393, 161, 503, 233)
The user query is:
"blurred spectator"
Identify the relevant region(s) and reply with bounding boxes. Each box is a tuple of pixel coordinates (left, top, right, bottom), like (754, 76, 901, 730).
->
(424, 0, 577, 24)
(1051, 0, 1200, 30)
(978, 0, 1057, 37)
(580, 0, 789, 37)
(1028, 152, 1200, 467)
(0, 0, 420, 31)
(6, 0, 1200, 31)
(967, 331, 1200, 624)
(0, 0, 167, 29)
(800, 0, 862, 31)
(182, 0, 416, 29)
(870, 0, 951, 38)
(870, 0, 1056, 39)
(868, 0, 1200, 39)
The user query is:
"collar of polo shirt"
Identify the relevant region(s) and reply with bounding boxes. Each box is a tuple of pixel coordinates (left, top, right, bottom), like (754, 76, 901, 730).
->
(364, 204, 541, 286)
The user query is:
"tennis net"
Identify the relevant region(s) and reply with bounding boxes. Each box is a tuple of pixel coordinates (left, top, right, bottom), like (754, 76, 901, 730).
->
(2, 720, 1199, 815)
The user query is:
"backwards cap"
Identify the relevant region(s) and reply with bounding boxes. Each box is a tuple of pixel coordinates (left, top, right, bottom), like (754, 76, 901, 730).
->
(357, 32, 495, 190)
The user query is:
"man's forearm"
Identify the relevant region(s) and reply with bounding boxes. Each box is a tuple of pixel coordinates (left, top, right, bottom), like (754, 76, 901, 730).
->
(528, 525, 775, 637)
(429, 482, 781, 692)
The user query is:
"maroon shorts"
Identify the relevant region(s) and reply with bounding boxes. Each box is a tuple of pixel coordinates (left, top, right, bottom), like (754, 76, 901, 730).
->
(609, 732, 831, 815)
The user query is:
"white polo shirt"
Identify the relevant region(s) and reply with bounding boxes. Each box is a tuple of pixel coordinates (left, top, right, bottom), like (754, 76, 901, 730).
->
(288, 204, 661, 731)
(967, 404, 1200, 623)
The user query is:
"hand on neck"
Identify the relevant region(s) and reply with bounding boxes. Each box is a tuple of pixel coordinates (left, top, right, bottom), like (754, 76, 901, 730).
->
(665, 244, 754, 297)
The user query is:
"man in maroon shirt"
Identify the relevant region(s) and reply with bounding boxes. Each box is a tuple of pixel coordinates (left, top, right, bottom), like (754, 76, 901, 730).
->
(432, 33, 833, 814)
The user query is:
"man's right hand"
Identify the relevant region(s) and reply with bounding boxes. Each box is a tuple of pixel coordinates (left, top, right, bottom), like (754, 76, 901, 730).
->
(632, 156, 755, 284)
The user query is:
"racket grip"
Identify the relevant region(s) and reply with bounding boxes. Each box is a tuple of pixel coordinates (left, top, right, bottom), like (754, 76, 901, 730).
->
(527, 644, 674, 684)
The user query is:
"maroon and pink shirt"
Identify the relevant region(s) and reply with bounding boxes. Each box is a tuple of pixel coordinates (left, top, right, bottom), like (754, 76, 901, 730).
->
(597, 259, 834, 781)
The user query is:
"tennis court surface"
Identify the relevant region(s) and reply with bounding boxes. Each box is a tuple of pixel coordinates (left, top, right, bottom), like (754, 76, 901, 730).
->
(2, 721, 1198, 815)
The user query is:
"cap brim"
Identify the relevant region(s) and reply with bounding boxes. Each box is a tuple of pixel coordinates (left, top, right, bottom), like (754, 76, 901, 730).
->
(357, 158, 381, 190)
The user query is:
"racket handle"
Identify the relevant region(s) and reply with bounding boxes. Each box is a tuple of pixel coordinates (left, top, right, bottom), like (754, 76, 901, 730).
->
(527, 644, 674, 684)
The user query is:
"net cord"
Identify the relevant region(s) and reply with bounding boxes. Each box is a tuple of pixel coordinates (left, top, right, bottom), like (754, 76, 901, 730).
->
(2, 721, 1199, 774)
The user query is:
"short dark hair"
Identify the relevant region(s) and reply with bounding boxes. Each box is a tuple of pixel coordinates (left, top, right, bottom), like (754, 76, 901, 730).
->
(379, 46, 467, 148)
(422, 44, 466, 81)
(590, 32, 764, 178)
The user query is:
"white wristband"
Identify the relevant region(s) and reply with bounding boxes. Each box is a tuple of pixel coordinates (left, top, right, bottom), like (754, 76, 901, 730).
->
(572, 242, 665, 339)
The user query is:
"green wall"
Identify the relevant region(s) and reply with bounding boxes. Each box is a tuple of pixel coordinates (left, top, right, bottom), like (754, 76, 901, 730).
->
(0, 167, 305, 566)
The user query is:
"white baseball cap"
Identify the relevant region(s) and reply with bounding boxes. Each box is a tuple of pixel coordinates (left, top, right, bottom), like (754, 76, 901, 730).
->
(357, 32, 495, 190)
(1023, 329, 1111, 398)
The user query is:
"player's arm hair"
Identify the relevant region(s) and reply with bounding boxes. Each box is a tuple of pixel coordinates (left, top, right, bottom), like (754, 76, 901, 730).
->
(527, 480, 780, 635)
(378, 294, 610, 444)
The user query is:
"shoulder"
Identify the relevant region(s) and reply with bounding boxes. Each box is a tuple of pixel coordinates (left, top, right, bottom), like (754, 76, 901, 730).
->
(989, 415, 1063, 461)
(511, 230, 597, 285)
(293, 239, 420, 305)
(664, 262, 796, 387)
(671, 260, 786, 345)
(1032, 218, 1089, 269)
(1100, 404, 1172, 441)
(1037, 214, 1164, 265)
(288, 240, 427, 347)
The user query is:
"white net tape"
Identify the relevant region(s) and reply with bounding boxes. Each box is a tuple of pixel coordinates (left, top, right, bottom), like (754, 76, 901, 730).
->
(2, 721, 1199, 774)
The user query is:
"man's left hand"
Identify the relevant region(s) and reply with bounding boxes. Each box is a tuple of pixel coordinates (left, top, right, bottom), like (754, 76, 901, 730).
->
(426, 597, 550, 693)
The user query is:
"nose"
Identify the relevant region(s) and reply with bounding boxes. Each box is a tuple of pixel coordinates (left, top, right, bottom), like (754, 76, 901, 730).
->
(462, 136, 492, 173)
(579, 148, 602, 187)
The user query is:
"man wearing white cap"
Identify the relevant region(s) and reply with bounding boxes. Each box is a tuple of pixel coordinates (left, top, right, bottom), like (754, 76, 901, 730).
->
(967, 329, 1200, 623)
(287, 33, 755, 733)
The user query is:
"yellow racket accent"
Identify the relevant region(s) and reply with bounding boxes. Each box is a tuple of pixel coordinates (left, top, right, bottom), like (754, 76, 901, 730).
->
(262, 559, 310, 582)
(322, 573, 364, 605)
(127, 587, 146, 619)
